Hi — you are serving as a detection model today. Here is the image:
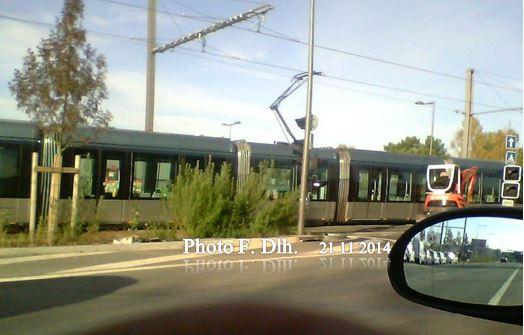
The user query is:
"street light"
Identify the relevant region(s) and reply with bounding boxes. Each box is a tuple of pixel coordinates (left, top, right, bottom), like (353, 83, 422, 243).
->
(415, 100, 436, 156)
(221, 121, 241, 141)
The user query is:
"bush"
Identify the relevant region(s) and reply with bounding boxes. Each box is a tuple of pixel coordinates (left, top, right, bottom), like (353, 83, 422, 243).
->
(169, 162, 297, 238)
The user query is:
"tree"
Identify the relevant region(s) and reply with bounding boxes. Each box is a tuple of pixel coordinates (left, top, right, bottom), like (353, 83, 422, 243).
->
(451, 116, 522, 164)
(9, 0, 111, 243)
(383, 135, 447, 157)
(444, 228, 454, 245)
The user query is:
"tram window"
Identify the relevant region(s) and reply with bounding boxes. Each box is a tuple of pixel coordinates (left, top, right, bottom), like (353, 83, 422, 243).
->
(0, 146, 19, 197)
(464, 175, 481, 203)
(369, 169, 383, 202)
(155, 162, 172, 198)
(79, 156, 95, 197)
(482, 174, 500, 203)
(133, 160, 149, 198)
(357, 170, 369, 201)
(104, 159, 120, 198)
(414, 173, 427, 202)
(267, 167, 292, 199)
(388, 170, 412, 202)
(310, 168, 328, 201)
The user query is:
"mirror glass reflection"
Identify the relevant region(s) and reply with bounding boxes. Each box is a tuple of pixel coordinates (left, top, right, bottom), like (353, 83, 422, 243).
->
(404, 217, 523, 306)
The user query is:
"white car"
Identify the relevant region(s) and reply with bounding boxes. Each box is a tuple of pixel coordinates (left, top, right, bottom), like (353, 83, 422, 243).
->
(426, 250, 433, 265)
(413, 239, 428, 264)
(430, 250, 440, 265)
(446, 251, 458, 264)
(438, 252, 446, 264)
(404, 242, 415, 263)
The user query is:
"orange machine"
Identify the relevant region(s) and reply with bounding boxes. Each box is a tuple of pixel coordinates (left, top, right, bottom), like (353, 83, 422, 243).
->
(425, 164, 478, 209)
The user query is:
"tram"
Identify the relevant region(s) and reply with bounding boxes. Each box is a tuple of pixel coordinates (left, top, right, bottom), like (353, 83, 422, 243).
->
(0, 119, 514, 226)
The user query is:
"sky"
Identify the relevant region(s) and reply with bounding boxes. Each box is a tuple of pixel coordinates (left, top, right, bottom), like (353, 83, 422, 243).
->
(430, 217, 523, 252)
(0, 0, 522, 152)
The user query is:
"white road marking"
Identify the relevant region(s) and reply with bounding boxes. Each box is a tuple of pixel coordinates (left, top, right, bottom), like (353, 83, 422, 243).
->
(488, 265, 522, 306)
(55, 252, 206, 274)
(0, 238, 391, 283)
(0, 252, 111, 266)
(0, 249, 377, 283)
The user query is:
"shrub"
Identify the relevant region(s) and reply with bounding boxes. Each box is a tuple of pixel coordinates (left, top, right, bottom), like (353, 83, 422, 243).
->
(169, 161, 297, 238)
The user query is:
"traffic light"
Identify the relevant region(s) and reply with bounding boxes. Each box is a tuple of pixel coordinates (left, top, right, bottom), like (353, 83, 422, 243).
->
(501, 182, 520, 199)
(295, 117, 306, 130)
(503, 165, 522, 181)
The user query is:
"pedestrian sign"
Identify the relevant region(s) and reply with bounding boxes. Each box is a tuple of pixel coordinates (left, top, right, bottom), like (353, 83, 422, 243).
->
(505, 151, 517, 164)
(506, 135, 517, 149)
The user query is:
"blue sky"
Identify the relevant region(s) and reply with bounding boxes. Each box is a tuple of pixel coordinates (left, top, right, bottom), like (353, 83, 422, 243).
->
(431, 217, 523, 252)
(0, 0, 522, 151)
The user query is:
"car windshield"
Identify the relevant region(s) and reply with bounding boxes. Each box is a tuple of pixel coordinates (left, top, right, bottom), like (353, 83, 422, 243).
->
(0, 1, 522, 334)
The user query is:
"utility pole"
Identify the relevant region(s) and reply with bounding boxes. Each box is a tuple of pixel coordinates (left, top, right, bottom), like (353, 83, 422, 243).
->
(145, 0, 156, 133)
(297, 0, 316, 236)
(461, 69, 474, 158)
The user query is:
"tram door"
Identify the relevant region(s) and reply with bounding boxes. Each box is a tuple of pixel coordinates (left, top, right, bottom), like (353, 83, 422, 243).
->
(368, 167, 384, 220)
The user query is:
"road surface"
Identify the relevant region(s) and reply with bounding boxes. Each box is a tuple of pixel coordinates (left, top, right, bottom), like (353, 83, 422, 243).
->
(405, 262, 523, 306)
(0, 225, 521, 335)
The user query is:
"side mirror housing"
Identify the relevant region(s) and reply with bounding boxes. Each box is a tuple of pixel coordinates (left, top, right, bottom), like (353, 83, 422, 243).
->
(388, 207, 522, 325)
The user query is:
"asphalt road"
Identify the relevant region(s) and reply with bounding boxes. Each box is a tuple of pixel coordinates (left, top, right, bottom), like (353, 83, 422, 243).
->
(0, 225, 521, 335)
(405, 262, 523, 306)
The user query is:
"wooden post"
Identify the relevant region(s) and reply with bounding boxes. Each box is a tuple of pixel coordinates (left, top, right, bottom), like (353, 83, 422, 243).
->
(29, 152, 38, 243)
(47, 154, 62, 245)
(70, 155, 81, 230)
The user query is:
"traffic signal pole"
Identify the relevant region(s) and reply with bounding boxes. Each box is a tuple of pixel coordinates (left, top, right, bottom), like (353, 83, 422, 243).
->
(297, 0, 316, 236)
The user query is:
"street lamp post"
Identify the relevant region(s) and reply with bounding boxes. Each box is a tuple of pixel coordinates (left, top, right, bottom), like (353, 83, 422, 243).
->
(222, 121, 241, 141)
(415, 100, 436, 156)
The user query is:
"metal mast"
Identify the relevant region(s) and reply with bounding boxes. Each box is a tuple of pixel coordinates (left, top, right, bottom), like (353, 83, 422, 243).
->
(145, 0, 156, 132)
(297, 0, 316, 236)
(461, 69, 474, 158)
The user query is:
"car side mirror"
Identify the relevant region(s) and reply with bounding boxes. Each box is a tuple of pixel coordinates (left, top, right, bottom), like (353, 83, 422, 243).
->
(388, 207, 522, 325)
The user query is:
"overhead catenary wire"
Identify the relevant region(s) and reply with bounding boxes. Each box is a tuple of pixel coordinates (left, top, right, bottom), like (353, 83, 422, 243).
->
(97, 0, 523, 93)
(475, 69, 523, 84)
(0, 12, 510, 111)
(175, 46, 507, 109)
(475, 73, 511, 106)
(1, 13, 518, 115)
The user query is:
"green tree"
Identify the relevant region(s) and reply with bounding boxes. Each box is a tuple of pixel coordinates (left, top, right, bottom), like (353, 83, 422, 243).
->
(9, 0, 111, 243)
(384, 135, 447, 157)
(444, 228, 454, 245)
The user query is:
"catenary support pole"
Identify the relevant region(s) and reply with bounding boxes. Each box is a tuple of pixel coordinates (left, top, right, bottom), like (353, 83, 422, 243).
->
(297, 0, 316, 236)
(462, 69, 474, 158)
(145, 0, 156, 132)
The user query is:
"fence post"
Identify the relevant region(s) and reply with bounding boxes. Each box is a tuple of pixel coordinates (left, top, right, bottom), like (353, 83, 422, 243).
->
(70, 155, 81, 230)
(29, 152, 38, 243)
(47, 154, 62, 245)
